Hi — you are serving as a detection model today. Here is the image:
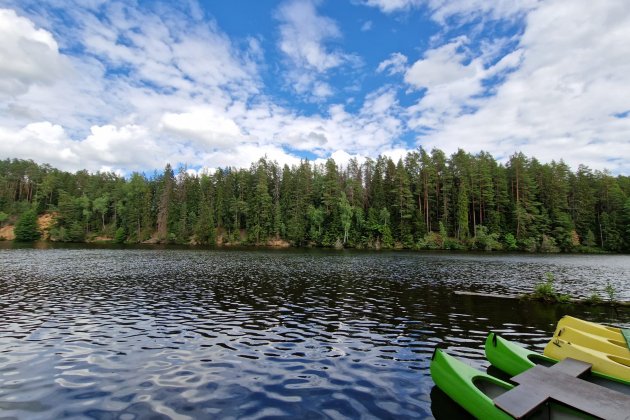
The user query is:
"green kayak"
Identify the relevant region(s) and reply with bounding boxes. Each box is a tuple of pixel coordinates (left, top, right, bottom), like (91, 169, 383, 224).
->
(485, 332, 630, 394)
(430, 348, 513, 419)
(430, 349, 591, 419)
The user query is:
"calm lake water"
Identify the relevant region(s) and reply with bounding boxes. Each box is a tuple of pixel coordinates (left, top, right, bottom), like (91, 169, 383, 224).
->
(1, 243, 629, 419)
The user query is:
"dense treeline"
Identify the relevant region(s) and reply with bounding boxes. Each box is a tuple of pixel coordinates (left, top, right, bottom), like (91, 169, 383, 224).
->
(2, 149, 630, 251)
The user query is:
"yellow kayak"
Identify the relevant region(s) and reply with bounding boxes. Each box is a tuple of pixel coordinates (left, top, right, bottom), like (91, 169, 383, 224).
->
(554, 325, 630, 359)
(544, 337, 630, 381)
(557, 315, 627, 342)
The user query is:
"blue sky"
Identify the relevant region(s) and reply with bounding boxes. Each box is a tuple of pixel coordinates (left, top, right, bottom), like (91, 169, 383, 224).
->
(1, 0, 629, 174)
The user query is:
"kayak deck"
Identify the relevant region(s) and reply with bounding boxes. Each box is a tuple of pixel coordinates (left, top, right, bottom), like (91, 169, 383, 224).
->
(493, 357, 630, 419)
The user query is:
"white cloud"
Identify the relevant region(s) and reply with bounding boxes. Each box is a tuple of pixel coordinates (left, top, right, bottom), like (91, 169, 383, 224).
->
(417, 0, 630, 173)
(376, 52, 408, 75)
(313, 149, 365, 167)
(276, 0, 345, 72)
(0, 122, 165, 172)
(0, 9, 68, 97)
(275, 0, 360, 100)
(426, 0, 540, 24)
(4, 0, 628, 177)
(362, 0, 539, 21)
(362, 0, 421, 14)
(200, 143, 301, 170)
(81, 3, 260, 96)
(405, 37, 486, 129)
(78, 124, 163, 168)
(360, 20, 373, 31)
(312, 81, 334, 99)
(161, 107, 243, 147)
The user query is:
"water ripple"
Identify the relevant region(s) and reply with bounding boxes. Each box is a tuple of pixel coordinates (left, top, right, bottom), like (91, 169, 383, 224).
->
(0, 246, 628, 419)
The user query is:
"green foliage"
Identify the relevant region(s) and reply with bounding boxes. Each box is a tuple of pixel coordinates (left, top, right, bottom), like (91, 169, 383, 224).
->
(114, 227, 126, 244)
(92, 194, 109, 230)
(533, 279, 554, 299)
(504, 233, 518, 251)
(519, 237, 538, 253)
(473, 225, 502, 251)
(539, 234, 560, 253)
(14, 210, 41, 241)
(556, 294, 571, 304)
(49, 226, 67, 242)
(68, 221, 86, 242)
(604, 282, 617, 302)
(339, 192, 352, 245)
(584, 293, 602, 305)
(417, 231, 442, 250)
(0, 211, 8, 226)
(584, 230, 597, 247)
(1, 152, 629, 252)
(307, 205, 324, 243)
(530, 272, 571, 304)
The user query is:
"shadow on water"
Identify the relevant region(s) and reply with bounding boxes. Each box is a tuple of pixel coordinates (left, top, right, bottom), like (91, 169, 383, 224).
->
(0, 244, 628, 418)
(431, 385, 474, 419)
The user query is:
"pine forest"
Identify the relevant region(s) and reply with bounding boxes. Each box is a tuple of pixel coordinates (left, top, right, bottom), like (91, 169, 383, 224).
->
(2, 148, 630, 252)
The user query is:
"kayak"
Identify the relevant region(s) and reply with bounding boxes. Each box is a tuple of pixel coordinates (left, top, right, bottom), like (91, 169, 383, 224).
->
(485, 332, 630, 394)
(544, 337, 630, 381)
(554, 325, 630, 359)
(430, 348, 592, 419)
(556, 315, 629, 345)
(430, 349, 512, 419)
(485, 332, 556, 376)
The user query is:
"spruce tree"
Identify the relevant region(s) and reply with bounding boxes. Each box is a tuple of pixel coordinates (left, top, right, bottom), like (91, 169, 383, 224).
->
(14, 210, 41, 242)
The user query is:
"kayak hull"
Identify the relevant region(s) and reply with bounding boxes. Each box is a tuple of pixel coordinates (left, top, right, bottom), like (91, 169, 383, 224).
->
(544, 337, 630, 382)
(554, 325, 630, 359)
(431, 348, 598, 419)
(485, 332, 554, 376)
(557, 316, 625, 342)
(430, 349, 514, 420)
(485, 332, 630, 393)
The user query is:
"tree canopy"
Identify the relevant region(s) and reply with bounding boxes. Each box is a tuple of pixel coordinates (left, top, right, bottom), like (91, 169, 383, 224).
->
(1, 151, 629, 252)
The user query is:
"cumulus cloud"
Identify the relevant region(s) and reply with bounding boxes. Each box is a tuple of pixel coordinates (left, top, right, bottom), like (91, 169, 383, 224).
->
(404, 37, 522, 129)
(417, 0, 630, 173)
(200, 144, 301, 171)
(0, 9, 68, 97)
(2, 0, 629, 176)
(0, 2, 407, 173)
(161, 107, 243, 147)
(276, 0, 345, 72)
(0, 122, 165, 172)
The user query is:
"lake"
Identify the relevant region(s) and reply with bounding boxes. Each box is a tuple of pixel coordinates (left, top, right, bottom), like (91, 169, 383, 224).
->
(1, 244, 629, 419)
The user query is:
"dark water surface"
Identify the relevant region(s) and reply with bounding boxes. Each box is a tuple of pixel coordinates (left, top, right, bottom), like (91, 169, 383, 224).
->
(1, 244, 629, 419)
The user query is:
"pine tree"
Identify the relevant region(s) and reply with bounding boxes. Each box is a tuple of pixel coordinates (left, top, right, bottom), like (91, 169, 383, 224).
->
(248, 162, 273, 243)
(157, 164, 175, 241)
(195, 174, 216, 245)
(14, 209, 41, 241)
(392, 159, 414, 244)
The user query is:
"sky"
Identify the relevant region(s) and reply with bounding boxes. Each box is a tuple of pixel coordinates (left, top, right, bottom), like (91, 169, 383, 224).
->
(1, 0, 630, 175)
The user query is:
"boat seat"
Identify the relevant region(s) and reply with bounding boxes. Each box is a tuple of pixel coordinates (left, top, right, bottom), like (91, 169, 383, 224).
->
(493, 358, 630, 419)
(548, 356, 591, 377)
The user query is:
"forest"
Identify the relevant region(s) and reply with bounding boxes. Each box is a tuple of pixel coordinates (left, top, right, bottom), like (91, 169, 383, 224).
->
(1, 148, 630, 252)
